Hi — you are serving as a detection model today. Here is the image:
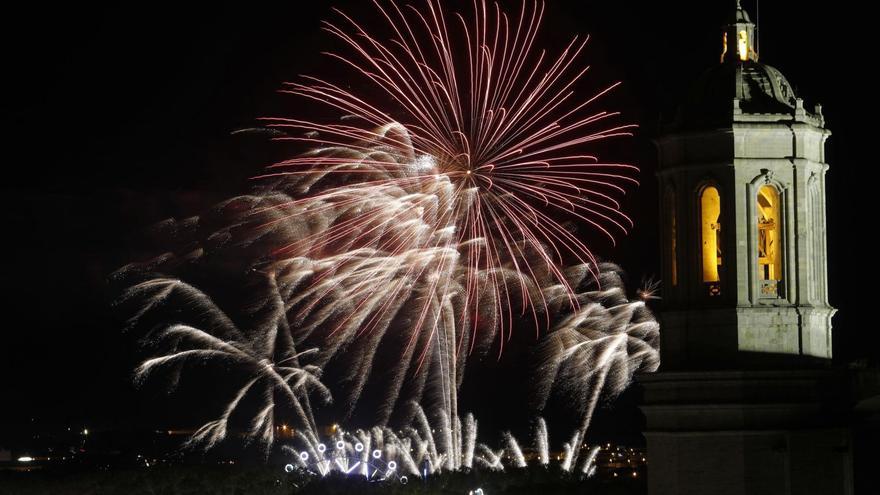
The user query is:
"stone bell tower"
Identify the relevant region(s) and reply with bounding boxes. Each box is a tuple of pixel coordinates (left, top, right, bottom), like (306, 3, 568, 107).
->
(654, 0, 834, 369)
(639, 3, 856, 494)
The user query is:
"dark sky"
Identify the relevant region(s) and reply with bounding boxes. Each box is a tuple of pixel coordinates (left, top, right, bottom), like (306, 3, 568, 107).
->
(1, 1, 871, 443)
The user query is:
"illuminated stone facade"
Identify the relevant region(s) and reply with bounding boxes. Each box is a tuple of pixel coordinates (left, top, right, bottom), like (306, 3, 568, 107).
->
(654, 1, 834, 368)
(639, 3, 859, 495)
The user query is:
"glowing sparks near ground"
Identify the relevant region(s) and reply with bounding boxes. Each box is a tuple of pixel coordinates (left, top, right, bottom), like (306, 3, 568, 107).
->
(286, 403, 602, 479)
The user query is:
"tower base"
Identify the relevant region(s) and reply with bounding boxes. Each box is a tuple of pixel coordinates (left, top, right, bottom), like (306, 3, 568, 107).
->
(639, 369, 854, 495)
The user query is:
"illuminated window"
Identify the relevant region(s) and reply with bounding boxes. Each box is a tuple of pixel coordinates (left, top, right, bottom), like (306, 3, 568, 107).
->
(700, 186, 722, 294)
(737, 30, 749, 61)
(721, 32, 728, 62)
(757, 185, 782, 295)
(664, 187, 678, 287)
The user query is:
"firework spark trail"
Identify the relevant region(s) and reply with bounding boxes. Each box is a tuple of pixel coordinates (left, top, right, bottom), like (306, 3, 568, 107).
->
(532, 263, 660, 454)
(560, 430, 580, 472)
(504, 431, 527, 468)
(116, 0, 660, 456)
(536, 417, 549, 466)
(117, 278, 330, 451)
(580, 445, 601, 476)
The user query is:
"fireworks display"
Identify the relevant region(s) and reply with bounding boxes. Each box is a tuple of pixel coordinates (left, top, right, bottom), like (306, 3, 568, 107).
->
(282, 402, 602, 480)
(114, 0, 660, 477)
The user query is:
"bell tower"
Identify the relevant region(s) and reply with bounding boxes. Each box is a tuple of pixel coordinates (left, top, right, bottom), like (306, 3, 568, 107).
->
(655, 0, 834, 369)
(639, 4, 858, 495)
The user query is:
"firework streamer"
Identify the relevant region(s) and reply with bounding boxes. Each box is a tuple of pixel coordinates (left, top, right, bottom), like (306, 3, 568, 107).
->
(580, 444, 601, 476)
(536, 417, 550, 466)
(504, 431, 527, 468)
(532, 263, 660, 457)
(560, 430, 580, 472)
(117, 278, 331, 452)
(463, 413, 477, 469)
(475, 444, 505, 471)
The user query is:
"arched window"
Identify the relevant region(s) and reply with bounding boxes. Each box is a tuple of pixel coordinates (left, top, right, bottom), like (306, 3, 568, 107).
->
(721, 32, 728, 62)
(737, 30, 749, 61)
(700, 186, 722, 295)
(757, 185, 782, 296)
(664, 186, 678, 287)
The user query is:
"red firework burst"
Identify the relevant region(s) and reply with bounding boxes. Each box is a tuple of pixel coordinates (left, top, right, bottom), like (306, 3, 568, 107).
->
(256, 0, 639, 361)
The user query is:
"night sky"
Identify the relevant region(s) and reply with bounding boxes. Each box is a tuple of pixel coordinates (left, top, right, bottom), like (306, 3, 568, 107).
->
(1, 1, 871, 445)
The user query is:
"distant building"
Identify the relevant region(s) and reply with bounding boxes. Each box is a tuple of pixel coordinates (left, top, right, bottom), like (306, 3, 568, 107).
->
(639, 2, 879, 494)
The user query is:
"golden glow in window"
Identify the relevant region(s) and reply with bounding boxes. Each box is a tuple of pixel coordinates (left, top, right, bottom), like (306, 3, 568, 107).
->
(757, 185, 782, 281)
(737, 30, 748, 61)
(721, 32, 728, 62)
(700, 186, 722, 283)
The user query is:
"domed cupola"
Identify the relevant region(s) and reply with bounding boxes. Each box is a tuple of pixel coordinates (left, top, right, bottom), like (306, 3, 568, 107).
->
(674, 1, 815, 131)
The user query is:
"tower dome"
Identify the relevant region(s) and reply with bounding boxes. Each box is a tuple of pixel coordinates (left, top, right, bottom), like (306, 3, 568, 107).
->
(673, 1, 809, 130)
(678, 61, 799, 130)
